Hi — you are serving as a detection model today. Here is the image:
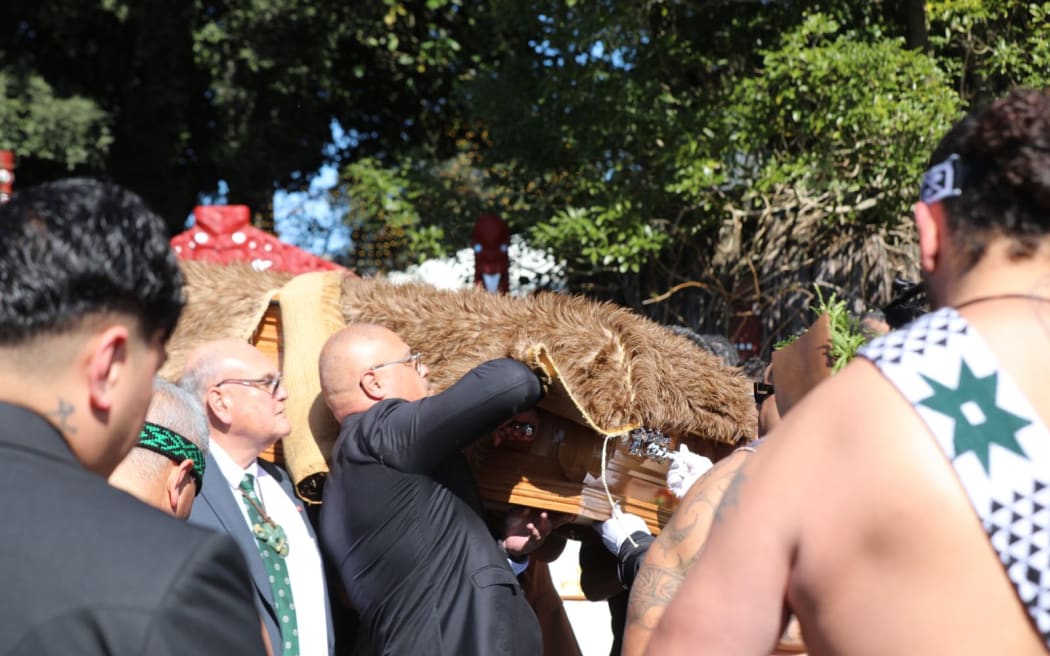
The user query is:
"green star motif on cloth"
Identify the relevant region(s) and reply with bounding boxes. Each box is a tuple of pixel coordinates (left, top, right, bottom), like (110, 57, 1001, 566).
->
(240, 473, 299, 656)
(861, 307, 1050, 649)
(918, 361, 1030, 474)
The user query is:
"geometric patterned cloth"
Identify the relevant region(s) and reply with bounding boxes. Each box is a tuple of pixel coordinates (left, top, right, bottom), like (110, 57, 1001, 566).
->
(239, 473, 300, 656)
(138, 421, 206, 493)
(860, 307, 1050, 648)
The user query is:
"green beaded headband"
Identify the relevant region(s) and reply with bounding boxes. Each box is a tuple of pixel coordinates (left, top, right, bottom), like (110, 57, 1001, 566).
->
(138, 421, 206, 495)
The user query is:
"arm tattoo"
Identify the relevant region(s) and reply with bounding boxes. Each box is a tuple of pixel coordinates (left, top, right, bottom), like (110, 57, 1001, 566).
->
(663, 484, 719, 546)
(626, 559, 688, 631)
(48, 398, 77, 434)
(625, 497, 714, 648)
(713, 468, 747, 525)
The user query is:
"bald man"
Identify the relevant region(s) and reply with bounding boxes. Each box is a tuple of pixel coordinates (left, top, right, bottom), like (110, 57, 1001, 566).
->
(109, 378, 209, 519)
(318, 324, 553, 656)
(182, 340, 333, 656)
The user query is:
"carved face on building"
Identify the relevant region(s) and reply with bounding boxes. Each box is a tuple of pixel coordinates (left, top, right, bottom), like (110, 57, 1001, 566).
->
(472, 213, 510, 294)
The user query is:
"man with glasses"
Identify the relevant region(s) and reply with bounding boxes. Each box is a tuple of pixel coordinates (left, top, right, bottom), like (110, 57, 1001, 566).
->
(109, 378, 210, 519)
(182, 340, 334, 656)
(317, 323, 555, 656)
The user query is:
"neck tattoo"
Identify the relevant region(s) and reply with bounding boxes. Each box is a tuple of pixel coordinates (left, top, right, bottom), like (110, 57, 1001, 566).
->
(48, 398, 77, 434)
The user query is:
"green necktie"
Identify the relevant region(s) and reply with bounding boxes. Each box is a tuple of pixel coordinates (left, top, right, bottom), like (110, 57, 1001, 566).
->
(239, 473, 300, 656)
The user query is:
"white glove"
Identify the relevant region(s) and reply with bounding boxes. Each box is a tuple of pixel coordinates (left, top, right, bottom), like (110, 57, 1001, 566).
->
(598, 504, 651, 555)
(666, 443, 713, 499)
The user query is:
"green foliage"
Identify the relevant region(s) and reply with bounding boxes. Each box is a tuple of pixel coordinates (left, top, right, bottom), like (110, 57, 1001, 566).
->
(339, 157, 425, 270)
(679, 14, 962, 228)
(0, 0, 500, 229)
(928, 0, 1050, 100)
(530, 203, 669, 274)
(812, 286, 868, 372)
(4, 0, 1046, 340)
(343, 157, 420, 230)
(0, 71, 111, 169)
(771, 286, 867, 368)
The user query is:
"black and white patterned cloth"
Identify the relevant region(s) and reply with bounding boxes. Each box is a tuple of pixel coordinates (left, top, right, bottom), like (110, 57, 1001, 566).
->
(861, 307, 1050, 646)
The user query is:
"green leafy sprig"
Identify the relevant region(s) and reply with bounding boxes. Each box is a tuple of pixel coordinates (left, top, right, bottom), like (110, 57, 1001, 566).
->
(772, 286, 868, 373)
(813, 287, 867, 373)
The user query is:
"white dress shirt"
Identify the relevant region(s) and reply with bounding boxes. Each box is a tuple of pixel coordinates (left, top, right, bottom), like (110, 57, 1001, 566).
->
(210, 443, 330, 656)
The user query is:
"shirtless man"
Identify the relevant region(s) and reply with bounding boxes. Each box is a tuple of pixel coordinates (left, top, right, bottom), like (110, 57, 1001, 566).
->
(621, 364, 794, 656)
(648, 88, 1050, 655)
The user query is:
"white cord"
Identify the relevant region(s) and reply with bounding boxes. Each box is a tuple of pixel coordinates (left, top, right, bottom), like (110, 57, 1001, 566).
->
(600, 432, 638, 549)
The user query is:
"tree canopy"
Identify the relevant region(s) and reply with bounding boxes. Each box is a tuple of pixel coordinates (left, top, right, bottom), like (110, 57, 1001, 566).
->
(3, 0, 1048, 348)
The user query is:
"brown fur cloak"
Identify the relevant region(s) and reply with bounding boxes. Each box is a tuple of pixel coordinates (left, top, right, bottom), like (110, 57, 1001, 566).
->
(162, 261, 755, 524)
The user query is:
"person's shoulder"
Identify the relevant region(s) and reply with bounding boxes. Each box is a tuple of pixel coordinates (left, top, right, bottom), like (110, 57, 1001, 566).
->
(763, 358, 900, 457)
(84, 483, 237, 569)
(4, 526, 257, 656)
(756, 356, 940, 529)
(477, 357, 536, 381)
(342, 398, 405, 434)
(1, 481, 247, 651)
(113, 490, 240, 568)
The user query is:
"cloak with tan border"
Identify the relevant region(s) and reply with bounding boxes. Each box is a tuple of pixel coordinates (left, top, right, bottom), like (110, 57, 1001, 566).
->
(162, 261, 756, 532)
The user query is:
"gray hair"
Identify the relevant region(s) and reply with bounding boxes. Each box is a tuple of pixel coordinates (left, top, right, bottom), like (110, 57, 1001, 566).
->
(147, 378, 209, 454)
(178, 357, 219, 406)
(122, 378, 209, 477)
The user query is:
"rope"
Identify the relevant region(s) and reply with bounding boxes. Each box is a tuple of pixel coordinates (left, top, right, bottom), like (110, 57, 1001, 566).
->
(600, 432, 638, 549)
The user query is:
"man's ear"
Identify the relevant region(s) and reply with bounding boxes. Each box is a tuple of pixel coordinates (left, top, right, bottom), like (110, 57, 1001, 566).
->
(207, 387, 233, 425)
(915, 200, 945, 273)
(359, 370, 384, 400)
(166, 459, 197, 516)
(86, 324, 130, 412)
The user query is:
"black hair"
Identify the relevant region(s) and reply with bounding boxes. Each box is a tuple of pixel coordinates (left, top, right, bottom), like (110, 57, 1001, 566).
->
(667, 325, 741, 367)
(882, 278, 929, 328)
(929, 88, 1050, 270)
(0, 178, 184, 344)
(738, 356, 768, 383)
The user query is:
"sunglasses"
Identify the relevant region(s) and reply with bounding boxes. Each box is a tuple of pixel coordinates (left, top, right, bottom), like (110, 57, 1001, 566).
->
(215, 373, 284, 397)
(753, 381, 774, 405)
(370, 352, 425, 376)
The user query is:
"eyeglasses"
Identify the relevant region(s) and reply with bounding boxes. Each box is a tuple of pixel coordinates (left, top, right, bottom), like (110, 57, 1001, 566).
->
(753, 382, 774, 405)
(370, 352, 425, 376)
(215, 373, 283, 397)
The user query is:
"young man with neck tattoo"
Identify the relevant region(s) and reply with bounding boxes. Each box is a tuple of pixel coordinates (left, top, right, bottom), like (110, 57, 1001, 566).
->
(0, 178, 264, 655)
(649, 89, 1050, 655)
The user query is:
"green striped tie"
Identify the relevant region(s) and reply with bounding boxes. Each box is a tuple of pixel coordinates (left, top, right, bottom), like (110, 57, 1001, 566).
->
(240, 473, 300, 656)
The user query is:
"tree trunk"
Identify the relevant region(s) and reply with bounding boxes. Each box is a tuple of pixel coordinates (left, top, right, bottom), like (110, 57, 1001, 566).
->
(901, 0, 928, 51)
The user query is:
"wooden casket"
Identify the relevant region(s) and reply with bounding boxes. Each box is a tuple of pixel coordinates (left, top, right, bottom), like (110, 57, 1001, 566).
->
(161, 262, 757, 533)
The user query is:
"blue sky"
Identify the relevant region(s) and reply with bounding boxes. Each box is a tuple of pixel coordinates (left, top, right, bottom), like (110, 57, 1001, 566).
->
(191, 120, 352, 257)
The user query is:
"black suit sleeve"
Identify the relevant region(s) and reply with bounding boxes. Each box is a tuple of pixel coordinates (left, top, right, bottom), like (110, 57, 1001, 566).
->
(617, 531, 656, 589)
(142, 532, 267, 656)
(363, 358, 542, 474)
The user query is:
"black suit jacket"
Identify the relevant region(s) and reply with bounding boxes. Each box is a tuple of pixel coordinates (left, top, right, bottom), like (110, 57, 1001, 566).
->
(0, 402, 265, 655)
(189, 452, 335, 655)
(319, 359, 543, 656)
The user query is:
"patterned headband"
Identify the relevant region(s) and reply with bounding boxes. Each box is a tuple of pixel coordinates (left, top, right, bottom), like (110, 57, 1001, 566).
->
(138, 421, 206, 495)
(920, 153, 965, 204)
